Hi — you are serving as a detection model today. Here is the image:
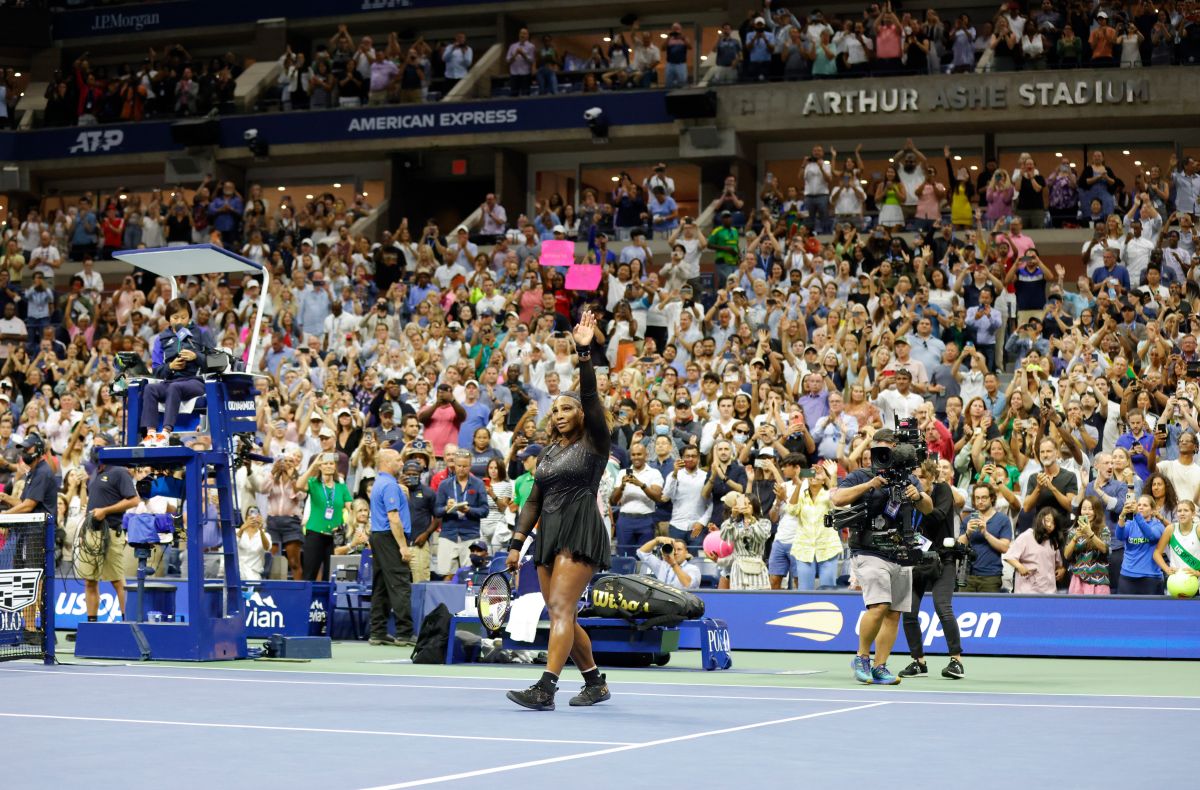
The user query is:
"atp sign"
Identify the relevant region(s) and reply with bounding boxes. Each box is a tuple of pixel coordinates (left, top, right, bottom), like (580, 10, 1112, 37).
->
(69, 129, 125, 155)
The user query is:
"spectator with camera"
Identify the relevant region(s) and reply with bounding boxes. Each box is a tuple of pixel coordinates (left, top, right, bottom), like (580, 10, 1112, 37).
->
(611, 442, 664, 556)
(832, 428, 933, 685)
(637, 535, 700, 590)
(959, 484, 1012, 592)
(662, 444, 710, 549)
(899, 459, 965, 679)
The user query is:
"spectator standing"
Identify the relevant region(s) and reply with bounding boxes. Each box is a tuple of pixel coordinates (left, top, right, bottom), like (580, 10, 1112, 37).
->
(368, 449, 415, 646)
(710, 24, 742, 84)
(1005, 508, 1064, 593)
(662, 445, 711, 548)
(662, 23, 691, 88)
(535, 34, 561, 96)
(744, 16, 773, 81)
(434, 448, 488, 579)
(442, 33, 474, 88)
(960, 484, 1012, 591)
(611, 443, 664, 556)
(1065, 496, 1111, 594)
(719, 493, 771, 590)
(790, 460, 840, 590)
(296, 452, 353, 582)
(368, 50, 399, 105)
(1115, 493, 1166, 594)
(801, 145, 834, 234)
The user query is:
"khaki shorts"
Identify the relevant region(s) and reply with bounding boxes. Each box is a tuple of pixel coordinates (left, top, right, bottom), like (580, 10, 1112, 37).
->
(435, 536, 472, 577)
(851, 554, 912, 613)
(76, 527, 128, 583)
(409, 541, 432, 583)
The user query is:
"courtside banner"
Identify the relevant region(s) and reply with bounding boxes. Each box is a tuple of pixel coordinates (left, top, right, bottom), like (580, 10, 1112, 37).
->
(2, 92, 672, 162)
(52, 578, 333, 638)
(53, 0, 508, 40)
(680, 590, 1200, 659)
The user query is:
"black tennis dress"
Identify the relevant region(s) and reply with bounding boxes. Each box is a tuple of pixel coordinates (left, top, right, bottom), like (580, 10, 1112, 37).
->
(518, 356, 611, 569)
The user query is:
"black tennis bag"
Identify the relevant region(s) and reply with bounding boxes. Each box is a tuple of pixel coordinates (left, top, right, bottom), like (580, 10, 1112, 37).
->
(411, 603, 452, 664)
(581, 574, 705, 630)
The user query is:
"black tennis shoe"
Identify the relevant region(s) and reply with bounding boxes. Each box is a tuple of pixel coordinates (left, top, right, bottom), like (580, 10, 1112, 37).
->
(898, 660, 927, 678)
(507, 683, 556, 711)
(569, 676, 611, 706)
(942, 658, 965, 679)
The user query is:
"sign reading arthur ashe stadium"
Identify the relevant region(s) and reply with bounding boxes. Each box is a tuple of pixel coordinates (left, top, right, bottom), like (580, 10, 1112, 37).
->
(800, 77, 1150, 116)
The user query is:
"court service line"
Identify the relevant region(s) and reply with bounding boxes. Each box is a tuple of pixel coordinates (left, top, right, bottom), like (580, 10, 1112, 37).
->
(355, 701, 890, 790)
(8, 668, 1200, 712)
(0, 712, 628, 747)
(41, 662, 1200, 703)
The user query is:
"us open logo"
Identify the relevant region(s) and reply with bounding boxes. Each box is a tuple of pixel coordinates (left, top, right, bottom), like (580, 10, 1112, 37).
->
(766, 602, 844, 642)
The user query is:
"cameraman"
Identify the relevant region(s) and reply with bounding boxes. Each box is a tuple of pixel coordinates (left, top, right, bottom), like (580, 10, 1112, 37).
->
(637, 536, 700, 590)
(898, 460, 964, 680)
(831, 429, 932, 686)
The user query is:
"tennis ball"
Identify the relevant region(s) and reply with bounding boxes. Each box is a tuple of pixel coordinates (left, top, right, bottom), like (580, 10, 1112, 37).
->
(1166, 571, 1199, 599)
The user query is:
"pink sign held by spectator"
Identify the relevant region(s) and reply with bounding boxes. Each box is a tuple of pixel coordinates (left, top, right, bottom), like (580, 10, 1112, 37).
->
(539, 240, 575, 268)
(564, 264, 602, 290)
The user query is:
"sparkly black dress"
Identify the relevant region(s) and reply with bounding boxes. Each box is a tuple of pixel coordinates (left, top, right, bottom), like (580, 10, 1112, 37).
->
(518, 356, 611, 569)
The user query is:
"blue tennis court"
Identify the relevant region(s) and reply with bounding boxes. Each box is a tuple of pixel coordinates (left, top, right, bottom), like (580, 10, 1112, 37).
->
(1, 654, 1192, 789)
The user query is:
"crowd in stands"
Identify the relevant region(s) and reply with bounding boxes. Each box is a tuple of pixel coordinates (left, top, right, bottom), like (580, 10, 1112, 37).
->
(2, 139, 1200, 597)
(42, 47, 242, 127)
(27, 0, 1200, 128)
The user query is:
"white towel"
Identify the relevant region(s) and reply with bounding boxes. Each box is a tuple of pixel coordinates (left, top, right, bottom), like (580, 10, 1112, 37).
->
(505, 592, 546, 643)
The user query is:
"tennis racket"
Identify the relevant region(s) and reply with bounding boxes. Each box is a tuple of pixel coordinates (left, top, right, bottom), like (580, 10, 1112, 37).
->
(477, 535, 533, 637)
(477, 569, 515, 637)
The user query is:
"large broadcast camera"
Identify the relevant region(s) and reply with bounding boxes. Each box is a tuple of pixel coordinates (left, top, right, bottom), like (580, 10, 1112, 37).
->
(824, 416, 930, 565)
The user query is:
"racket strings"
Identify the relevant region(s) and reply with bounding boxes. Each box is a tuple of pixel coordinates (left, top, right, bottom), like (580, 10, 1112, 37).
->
(479, 574, 513, 630)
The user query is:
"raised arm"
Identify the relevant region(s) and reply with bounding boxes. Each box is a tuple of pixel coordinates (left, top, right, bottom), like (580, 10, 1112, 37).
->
(574, 311, 611, 458)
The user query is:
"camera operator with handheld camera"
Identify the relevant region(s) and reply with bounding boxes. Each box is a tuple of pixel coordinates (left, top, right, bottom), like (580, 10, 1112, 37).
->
(898, 459, 966, 680)
(636, 536, 701, 590)
(830, 425, 933, 686)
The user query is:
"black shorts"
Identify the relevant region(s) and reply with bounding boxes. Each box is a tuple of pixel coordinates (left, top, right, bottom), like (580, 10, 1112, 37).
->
(267, 515, 303, 545)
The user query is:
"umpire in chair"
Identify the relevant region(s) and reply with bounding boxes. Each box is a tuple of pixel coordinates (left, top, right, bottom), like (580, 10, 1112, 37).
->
(140, 297, 211, 445)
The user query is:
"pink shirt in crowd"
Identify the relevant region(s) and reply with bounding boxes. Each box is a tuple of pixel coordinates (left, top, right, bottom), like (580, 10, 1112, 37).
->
(1004, 529, 1063, 594)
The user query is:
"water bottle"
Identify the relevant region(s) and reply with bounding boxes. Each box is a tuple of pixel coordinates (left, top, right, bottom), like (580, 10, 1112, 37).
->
(464, 577, 476, 614)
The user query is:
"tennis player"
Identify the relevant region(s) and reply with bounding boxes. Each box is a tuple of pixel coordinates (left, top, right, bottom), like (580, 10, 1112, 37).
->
(505, 311, 612, 711)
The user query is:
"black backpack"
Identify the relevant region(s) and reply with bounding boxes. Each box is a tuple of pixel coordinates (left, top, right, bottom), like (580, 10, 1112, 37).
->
(411, 603, 452, 664)
(581, 574, 705, 630)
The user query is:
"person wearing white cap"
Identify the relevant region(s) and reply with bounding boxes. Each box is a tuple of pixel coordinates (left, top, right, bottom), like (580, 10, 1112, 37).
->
(295, 238, 319, 273)
(744, 15, 773, 80)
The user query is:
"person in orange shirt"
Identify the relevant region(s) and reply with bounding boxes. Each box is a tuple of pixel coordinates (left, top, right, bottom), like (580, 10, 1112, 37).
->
(1088, 12, 1119, 66)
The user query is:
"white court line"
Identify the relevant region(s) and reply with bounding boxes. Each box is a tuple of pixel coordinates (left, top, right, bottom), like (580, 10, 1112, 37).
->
(32, 662, 1200, 702)
(7, 668, 1200, 712)
(355, 702, 889, 790)
(0, 712, 627, 747)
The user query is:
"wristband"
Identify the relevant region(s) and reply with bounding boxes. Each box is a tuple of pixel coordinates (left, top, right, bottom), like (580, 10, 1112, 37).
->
(507, 536, 526, 552)
(578, 350, 592, 360)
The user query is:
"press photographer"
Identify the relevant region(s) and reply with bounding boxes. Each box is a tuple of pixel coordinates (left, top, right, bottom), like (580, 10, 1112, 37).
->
(636, 536, 701, 590)
(898, 459, 966, 680)
(829, 425, 933, 686)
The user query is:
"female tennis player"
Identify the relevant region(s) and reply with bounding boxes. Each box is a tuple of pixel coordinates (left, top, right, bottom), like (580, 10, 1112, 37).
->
(505, 310, 612, 711)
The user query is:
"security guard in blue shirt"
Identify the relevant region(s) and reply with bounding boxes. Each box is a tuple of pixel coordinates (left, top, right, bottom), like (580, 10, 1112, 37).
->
(140, 297, 210, 443)
(1, 434, 58, 518)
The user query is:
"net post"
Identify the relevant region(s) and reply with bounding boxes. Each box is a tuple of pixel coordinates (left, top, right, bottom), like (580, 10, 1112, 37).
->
(43, 514, 55, 665)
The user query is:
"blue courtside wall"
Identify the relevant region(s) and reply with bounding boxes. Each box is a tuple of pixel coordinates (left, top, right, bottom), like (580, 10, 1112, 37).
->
(0, 92, 672, 162)
(681, 590, 1200, 659)
(53, 0, 509, 40)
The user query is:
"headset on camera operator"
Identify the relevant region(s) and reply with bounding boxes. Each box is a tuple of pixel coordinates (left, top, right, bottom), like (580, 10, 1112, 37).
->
(829, 424, 933, 686)
(898, 459, 967, 680)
